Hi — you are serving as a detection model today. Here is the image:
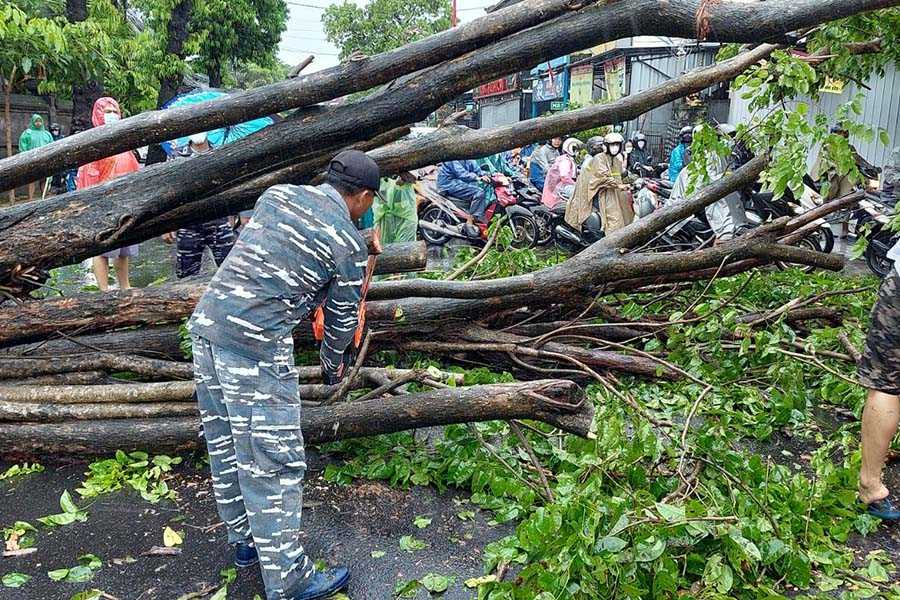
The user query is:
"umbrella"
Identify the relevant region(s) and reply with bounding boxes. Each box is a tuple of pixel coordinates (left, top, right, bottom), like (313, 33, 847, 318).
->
(160, 89, 274, 156)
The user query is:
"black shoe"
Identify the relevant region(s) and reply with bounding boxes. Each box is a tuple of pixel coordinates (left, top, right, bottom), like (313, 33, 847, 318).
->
(234, 542, 259, 568)
(290, 567, 351, 599)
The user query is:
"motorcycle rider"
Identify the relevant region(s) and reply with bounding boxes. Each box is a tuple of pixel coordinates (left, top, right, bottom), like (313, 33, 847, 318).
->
(529, 137, 562, 191)
(437, 159, 491, 223)
(567, 132, 634, 234)
(542, 137, 582, 209)
(628, 132, 655, 177)
(582, 136, 604, 170)
(668, 126, 693, 182)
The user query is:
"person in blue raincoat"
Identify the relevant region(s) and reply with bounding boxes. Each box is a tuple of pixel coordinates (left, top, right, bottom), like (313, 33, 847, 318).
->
(437, 159, 490, 222)
(667, 126, 693, 182)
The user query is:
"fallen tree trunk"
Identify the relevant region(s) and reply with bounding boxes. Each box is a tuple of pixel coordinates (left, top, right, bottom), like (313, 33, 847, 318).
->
(0, 379, 593, 456)
(0, 401, 198, 422)
(0, 325, 184, 360)
(0, 240, 427, 347)
(0, 0, 892, 289)
(0, 353, 193, 380)
(7, 372, 112, 386)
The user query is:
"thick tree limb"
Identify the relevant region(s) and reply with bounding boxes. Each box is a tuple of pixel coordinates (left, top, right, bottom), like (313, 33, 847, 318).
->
(0, 379, 594, 456)
(0, 353, 193, 380)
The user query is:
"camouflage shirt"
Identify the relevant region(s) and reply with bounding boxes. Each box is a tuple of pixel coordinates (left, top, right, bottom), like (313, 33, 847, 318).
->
(188, 183, 367, 377)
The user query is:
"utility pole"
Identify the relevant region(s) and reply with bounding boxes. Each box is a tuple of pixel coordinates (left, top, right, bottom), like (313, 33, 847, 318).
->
(451, 0, 457, 27)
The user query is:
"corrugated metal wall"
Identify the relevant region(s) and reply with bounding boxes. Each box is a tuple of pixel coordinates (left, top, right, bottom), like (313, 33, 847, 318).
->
(729, 63, 900, 168)
(624, 49, 717, 140)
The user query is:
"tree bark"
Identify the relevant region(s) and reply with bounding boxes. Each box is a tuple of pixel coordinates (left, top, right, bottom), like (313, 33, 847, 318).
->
(7, 371, 112, 386)
(0, 400, 197, 422)
(0, 325, 184, 360)
(0, 240, 426, 348)
(0, 379, 594, 456)
(145, 0, 195, 167)
(66, 0, 104, 133)
(1, 0, 893, 285)
(0, 0, 596, 192)
(0, 353, 193, 380)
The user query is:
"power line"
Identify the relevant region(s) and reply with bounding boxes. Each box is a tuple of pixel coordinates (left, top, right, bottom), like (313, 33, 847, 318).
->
(285, 1, 329, 9)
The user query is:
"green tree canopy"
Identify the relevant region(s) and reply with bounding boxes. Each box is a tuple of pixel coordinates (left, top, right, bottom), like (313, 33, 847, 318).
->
(190, 0, 288, 87)
(322, 0, 450, 59)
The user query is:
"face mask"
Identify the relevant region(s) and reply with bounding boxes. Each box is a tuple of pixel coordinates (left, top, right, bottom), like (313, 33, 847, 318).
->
(637, 141, 646, 150)
(103, 112, 120, 125)
(608, 144, 621, 156)
(189, 132, 208, 145)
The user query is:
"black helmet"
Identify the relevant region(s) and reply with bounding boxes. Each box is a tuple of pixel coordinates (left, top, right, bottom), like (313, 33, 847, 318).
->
(586, 136, 605, 155)
(679, 125, 693, 144)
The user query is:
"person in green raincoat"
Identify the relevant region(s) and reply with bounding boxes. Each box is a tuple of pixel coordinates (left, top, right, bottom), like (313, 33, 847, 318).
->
(374, 172, 418, 243)
(18, 114, 55, 200)
(475, 152, 517, 205)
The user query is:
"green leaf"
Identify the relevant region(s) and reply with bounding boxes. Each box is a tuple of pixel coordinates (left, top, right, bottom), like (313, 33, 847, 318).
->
(421, 573, 453, 593)
(464, 574, 498, 587)
(20, 56, 31, 74)
(1, 572, 31, 588)
(79, 554, 102, 570)
(219, 566, 237, 584)
(71, 591, 105, 600)
(703, 554, 734, 594)
(394, 578, 420, 598)
(880, 129, 890, 147)
(414, 516, 432, 529)
(371, 550, 386, 558)
(654, 502, 685, 523)
(456, 510, 475, 521)
(48, 568, 69, 582)
(633, 537, 666, 562)
(59, 490, 79, 514)
(595, 536, 628, 553)
(64, 565, 94, 583)
(399, 535, 427, 552)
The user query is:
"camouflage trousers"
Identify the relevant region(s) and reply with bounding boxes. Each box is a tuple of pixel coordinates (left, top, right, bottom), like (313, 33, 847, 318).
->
(176, 219, 236, 279)
(192, 336, 315, 599)
(858, 268, 900, 395)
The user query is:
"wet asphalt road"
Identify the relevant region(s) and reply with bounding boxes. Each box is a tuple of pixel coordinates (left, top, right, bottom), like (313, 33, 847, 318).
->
(0, 450, 512, 600)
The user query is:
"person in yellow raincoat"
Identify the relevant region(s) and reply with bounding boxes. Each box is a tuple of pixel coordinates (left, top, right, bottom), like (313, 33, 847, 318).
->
(566, 132, 634, 234)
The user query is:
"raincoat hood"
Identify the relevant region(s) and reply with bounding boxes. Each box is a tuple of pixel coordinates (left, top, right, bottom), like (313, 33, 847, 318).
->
(29, 114, 46, 130)
(91, 97, 121, 127)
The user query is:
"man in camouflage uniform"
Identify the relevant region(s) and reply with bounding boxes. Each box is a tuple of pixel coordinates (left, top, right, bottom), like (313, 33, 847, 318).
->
(164, 132, 236, 278)
(858, 238, 900, 521)
(188, 150, 379, 599)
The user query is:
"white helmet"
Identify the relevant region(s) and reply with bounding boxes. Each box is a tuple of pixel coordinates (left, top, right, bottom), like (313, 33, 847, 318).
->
(562, 137, 583, 157)
(604, 132, 625, 155)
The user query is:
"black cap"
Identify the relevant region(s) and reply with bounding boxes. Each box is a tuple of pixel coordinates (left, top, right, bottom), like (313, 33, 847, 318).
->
(327, 150, 380, 192)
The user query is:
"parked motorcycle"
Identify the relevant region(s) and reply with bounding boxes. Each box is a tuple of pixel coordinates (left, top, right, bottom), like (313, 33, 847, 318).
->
(509, 173, 554, 245)
(856, 191, 898, 277)
(417, 175, 539, 248)
(740, 187, 827, 272)
(550, 199, 605, 252)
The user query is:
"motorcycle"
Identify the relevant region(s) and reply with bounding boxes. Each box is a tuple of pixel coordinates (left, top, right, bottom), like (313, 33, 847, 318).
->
(417, 175, 539, 249)
(856, 191, 898, 277)
(509, 173, 554, 245)
(740, 187, 826, 272)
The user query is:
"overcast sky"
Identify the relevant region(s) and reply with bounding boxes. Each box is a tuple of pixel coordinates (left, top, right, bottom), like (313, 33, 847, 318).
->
(277, 0, 493, 72)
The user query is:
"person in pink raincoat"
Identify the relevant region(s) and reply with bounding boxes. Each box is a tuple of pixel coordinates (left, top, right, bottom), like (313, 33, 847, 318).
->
(541, 137, 583, 209)
(76, 97, 141, 292)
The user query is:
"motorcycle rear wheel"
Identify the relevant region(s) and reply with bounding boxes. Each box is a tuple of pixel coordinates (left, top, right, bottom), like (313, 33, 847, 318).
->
(775, 235, 820, 273)
(508, 214, 538, 249)
(865, 229, 896, 278)
(419, 205, 452, 246)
